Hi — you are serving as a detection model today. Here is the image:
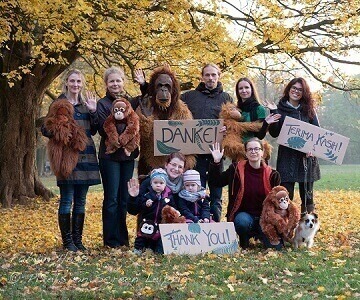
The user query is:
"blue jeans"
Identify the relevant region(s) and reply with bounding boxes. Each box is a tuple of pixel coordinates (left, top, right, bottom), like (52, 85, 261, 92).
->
(99, 159, 135, 247)
(195, 154, 222, 222)
(234, 212, 283, 250)
(58, 184, 89, 214)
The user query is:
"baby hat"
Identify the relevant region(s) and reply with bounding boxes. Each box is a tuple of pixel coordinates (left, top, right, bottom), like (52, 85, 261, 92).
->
(183, 169, 201, 187)
(150, 168, 168, 183)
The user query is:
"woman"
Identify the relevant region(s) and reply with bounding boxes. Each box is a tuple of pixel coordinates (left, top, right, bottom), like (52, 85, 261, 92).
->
(235, 77, 280, 141)
(209, 139, 281, 249)
(268, 77, 320, 214)
(43, 69, 101, 252)
(127, 152, 186, 215)
(97, 66, 145, 248)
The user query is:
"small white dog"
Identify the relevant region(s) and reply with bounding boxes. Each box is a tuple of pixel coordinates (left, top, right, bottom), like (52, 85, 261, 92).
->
(293, 213, 320, 249)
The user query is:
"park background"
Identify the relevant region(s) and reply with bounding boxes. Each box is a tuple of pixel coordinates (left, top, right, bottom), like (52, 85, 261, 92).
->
(0, 0, 359, 299)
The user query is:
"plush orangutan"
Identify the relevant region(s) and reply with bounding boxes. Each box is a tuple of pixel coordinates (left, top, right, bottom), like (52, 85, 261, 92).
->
(260, 186, 300, 245)
(44, 99, 88, 178)
(136, 65, 196, 175)
(103, 98, 140, 156)
(161, 205, 186, 224)
(219, 102, 272, 162)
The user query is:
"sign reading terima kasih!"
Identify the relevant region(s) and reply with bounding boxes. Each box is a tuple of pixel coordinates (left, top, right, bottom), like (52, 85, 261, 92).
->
(277, 116, 350, 165)
(153, 119, 224, 156)
(159, 222, 238, 255)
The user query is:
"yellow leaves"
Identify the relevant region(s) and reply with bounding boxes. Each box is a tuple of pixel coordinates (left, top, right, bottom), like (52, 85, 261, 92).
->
(317, 286, 326, 292)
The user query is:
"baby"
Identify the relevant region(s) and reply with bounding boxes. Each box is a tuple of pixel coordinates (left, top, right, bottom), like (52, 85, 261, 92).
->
(177, 169, 211, 223)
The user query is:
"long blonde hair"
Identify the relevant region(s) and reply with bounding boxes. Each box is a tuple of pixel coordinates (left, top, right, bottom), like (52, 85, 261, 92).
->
(61, 69, 86, 103)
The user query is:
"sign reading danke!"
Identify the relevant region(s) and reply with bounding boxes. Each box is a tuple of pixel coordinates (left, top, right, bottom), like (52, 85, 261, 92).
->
(153, 119, 224, 156)
(277, 116, 350, 165)
(159, 222, 238, 255)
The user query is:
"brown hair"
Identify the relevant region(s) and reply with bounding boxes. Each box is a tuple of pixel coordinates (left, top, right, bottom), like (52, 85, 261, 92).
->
(235, 77, 262, 106)
(282, 77, 315, 119)
(244, 137, 263, 151)
(201, 63, 221, 76)
(166, 152, 186, 169)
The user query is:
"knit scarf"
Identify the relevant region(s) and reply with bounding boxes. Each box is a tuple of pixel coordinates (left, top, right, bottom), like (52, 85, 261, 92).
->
(178, 187, 207, 203)
(166, 175, 183, 194)
(237, 97, 260, 121)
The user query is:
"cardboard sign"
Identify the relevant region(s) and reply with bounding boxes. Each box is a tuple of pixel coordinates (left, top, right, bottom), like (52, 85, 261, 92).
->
(277, 116, 350, 165)
(153, 119, 224, 156)
(159, 222, 238, 255)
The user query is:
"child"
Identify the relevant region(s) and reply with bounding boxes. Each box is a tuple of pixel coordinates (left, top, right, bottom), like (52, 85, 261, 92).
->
(133, 168, 175, 254)
(178, 170, 211, 223)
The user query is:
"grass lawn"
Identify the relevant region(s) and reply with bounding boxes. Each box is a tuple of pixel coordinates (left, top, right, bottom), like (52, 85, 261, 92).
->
(316, 164, 360, 191)
(0, 165, 359, 299)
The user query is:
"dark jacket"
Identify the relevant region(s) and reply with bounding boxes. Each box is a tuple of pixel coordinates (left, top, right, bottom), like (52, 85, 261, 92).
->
(268, 99, 321, 182)
(128, 176, 181, 215)
(97, 91, 140, 162)
(208, 160, 280, 221)
(178, 195, 211, 222)
(181, 82, 233, 119)
(139, 188, 175, 224)
(42, 96, 101, 186)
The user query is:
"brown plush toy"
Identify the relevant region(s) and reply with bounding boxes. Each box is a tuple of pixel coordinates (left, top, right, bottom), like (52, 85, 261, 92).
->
(260, 186, 300, 245)
(161, 205, 186, 224)
(219, 102, 272, 162)
(103, 98, 140, 156)
(44, 99, 88, 178)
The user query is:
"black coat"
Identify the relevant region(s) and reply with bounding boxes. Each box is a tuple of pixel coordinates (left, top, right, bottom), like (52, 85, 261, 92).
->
(181, 82, 233, 119)
(177, 195, 210, 222)
(269, 99, 321, 183)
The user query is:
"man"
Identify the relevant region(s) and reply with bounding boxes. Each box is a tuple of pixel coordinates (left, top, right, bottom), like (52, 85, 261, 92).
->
(181, 63, 233, 222)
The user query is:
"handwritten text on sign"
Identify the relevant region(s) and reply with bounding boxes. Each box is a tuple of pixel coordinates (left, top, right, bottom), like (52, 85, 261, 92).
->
(277, 116, 350, 165)
(153, 119, 224, 156)
(159, 222, 238, 255)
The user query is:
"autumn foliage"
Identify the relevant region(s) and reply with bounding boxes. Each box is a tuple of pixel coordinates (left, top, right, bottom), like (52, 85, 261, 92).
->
(0, 190, 358, 254)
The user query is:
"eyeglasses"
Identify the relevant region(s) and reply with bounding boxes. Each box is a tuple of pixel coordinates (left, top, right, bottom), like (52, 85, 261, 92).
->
(290, 86, 303, 93)
(246, 147, 262, 153)
(168, 162, 184, 170)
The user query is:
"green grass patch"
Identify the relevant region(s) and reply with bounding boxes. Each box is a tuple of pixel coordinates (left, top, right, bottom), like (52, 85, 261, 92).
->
(316, 164, 360, 191)
(0, 248, 358, 299)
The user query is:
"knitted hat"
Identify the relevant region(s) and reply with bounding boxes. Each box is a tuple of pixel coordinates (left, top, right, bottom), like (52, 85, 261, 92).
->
(183, 169, 201, 187)
(150, 168, 168, 184)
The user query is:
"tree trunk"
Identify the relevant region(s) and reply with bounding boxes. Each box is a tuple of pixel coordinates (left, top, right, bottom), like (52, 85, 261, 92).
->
(0, 58, 74, 206)
(0, 86, 52, 206)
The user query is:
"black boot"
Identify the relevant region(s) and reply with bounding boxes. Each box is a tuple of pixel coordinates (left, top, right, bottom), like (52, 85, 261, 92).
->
(72, 213, 87, 251)
(58, 213, 78, 252)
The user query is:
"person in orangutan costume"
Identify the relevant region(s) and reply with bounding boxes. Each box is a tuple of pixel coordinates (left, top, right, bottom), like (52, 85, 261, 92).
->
(136, 65, 196, 176)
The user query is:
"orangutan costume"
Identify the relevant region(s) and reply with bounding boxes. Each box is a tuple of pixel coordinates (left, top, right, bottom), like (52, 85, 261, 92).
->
(103, 97, 140, 156)
(260, 186, 300, 245)
(44, 99, 88, 178)
(219, 102, 272, 162)
(136, 65, 196, 176)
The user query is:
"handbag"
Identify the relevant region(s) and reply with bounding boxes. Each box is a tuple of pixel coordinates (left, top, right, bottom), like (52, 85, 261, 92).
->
(138, 200, 161, 240)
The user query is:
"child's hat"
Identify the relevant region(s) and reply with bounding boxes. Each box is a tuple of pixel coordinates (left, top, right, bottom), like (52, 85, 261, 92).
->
(150, 168, 168, 183)
(183, 169, 201, 187)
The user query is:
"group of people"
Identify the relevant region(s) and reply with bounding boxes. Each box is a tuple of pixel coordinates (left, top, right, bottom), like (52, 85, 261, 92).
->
(42, 63, 320, 253)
